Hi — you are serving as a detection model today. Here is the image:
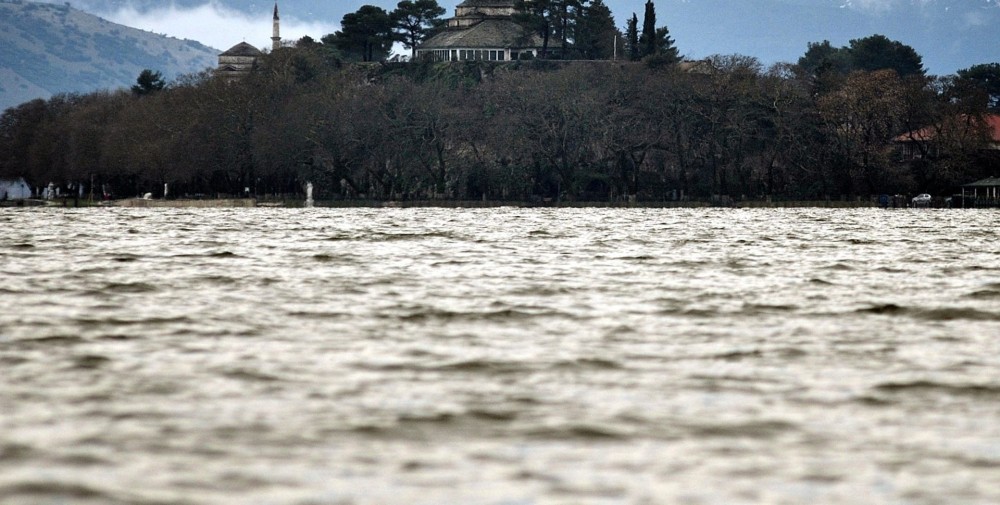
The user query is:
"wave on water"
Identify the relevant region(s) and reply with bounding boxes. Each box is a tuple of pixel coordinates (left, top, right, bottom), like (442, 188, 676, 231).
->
(431, 358, 530, 374)
(70, 354, 112, 370)
(395, 307, 576, 323)
(0, 442, 36, 462)
(0, 481, 114, 503)
(857, 303, 908, 315)
(525, 423, 631, 440)
(824, 262, 856, 271)
(965, 282, 1000, 300)
(98, 282, 159, 294)
(966, 289, 1000, 299)
(857, 304, 999, 321)
(218, 367, 283, 383)
(371, 231, 462, 242)
(873, 380, 1000, 398)
(8, 335, 87, 347)
(552, 357, 625, 370)
(4, 208, 1000, 504)
(72, 315, 191, 327)
(687, 420, 798, 439)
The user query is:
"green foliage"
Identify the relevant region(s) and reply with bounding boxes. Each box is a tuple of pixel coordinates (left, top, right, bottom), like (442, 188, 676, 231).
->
(633, 1, 678, 64)
(131, 69, 166, 96)
(848, 35, 924, 77)
(572, 0, 620, 60)
(2, 48, 997, 202)
(625, 14, 639, 61)
(512, 0, 591, 59)
(651, 26, 679, 64)
(325, 5, 394, 62)
(639, 0, 656, 59)
(798, 35, 925, 92)
(514, 0, 555, 58)
(392, 0, 446, 57)
(800, 41, 847, 76)
(956, 63, 1000, 110)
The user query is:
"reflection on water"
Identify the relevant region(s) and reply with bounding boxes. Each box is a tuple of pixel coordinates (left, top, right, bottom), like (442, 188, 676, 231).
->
(1, 207, 999, 504)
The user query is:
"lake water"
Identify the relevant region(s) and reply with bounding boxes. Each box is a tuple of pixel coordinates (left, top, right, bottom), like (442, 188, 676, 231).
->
(1, 207, 999, 505)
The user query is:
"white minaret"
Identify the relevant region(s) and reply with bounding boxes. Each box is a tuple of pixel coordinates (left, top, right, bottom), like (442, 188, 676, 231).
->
(271, 2, 280, 51)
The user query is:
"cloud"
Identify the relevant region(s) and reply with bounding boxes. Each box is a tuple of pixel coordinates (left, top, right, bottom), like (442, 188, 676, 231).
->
(839, 0, 1000, 13)
(962, 10, 989, 26)
(96, 1, 340, 51)
(837, 0, 895, 12)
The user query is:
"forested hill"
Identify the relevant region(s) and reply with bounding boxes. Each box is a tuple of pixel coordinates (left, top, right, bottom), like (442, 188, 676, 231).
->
(0, 0, 218, 111)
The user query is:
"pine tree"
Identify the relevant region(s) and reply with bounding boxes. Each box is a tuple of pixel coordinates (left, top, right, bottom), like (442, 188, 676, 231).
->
(639, 0, 656, 58)
(514, 0, 555, 58)
(555, 0, 582, 57)
(573, 0, 619, 60)
(654, 26, 680, 64)
(626, 14, 639, 61)
(848, 34, 924, 77)
(131, 69, 165, 96)
(957, 63, 1000, 110)
(326, 5, 394, 62)
(392, 0, 446, 58)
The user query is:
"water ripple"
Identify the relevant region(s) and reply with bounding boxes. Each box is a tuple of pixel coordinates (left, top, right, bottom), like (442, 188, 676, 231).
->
(2, 207, 999, 505)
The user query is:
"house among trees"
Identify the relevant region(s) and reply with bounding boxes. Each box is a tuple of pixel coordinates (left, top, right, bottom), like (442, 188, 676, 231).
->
(960, 176, 1000, 207)
(894, 114, 1000, 161)
(416, 0, 550, 62)
(216, 3, 281, 79)
(0, 177, 32, 200)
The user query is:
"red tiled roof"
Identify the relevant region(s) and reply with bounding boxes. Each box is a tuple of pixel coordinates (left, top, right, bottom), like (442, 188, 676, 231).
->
(894, 114, 1000, 143)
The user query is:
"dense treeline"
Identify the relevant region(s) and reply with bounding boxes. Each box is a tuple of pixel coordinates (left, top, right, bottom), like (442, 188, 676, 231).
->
(1, 43, 998, 202)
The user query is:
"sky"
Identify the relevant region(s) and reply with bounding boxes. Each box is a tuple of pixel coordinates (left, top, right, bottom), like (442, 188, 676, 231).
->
(47, 0, 1000, 75)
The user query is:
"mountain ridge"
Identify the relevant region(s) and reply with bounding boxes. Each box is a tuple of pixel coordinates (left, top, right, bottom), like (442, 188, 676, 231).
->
(0, 0, 219, 111)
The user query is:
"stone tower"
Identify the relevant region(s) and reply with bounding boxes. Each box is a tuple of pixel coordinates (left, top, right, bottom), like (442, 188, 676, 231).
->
(271, 2, 280, 51)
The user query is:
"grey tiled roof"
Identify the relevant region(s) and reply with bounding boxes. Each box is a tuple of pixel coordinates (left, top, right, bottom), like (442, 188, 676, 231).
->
(457, 0, 517, 7)
(419, 19, 544, 49)
(220, 42, 263, 57)
(963, 177, 1000, 187)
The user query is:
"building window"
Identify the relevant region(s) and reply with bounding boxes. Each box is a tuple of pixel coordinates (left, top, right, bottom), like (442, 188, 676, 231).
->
(451, 50, 457, 61)
(499, 51, 505, 61)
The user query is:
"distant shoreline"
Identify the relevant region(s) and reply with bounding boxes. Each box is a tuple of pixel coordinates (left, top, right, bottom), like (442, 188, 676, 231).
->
(11, 197, 990, 209)
(91, 198, 879, 209)
(2, 197, 895, 209)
